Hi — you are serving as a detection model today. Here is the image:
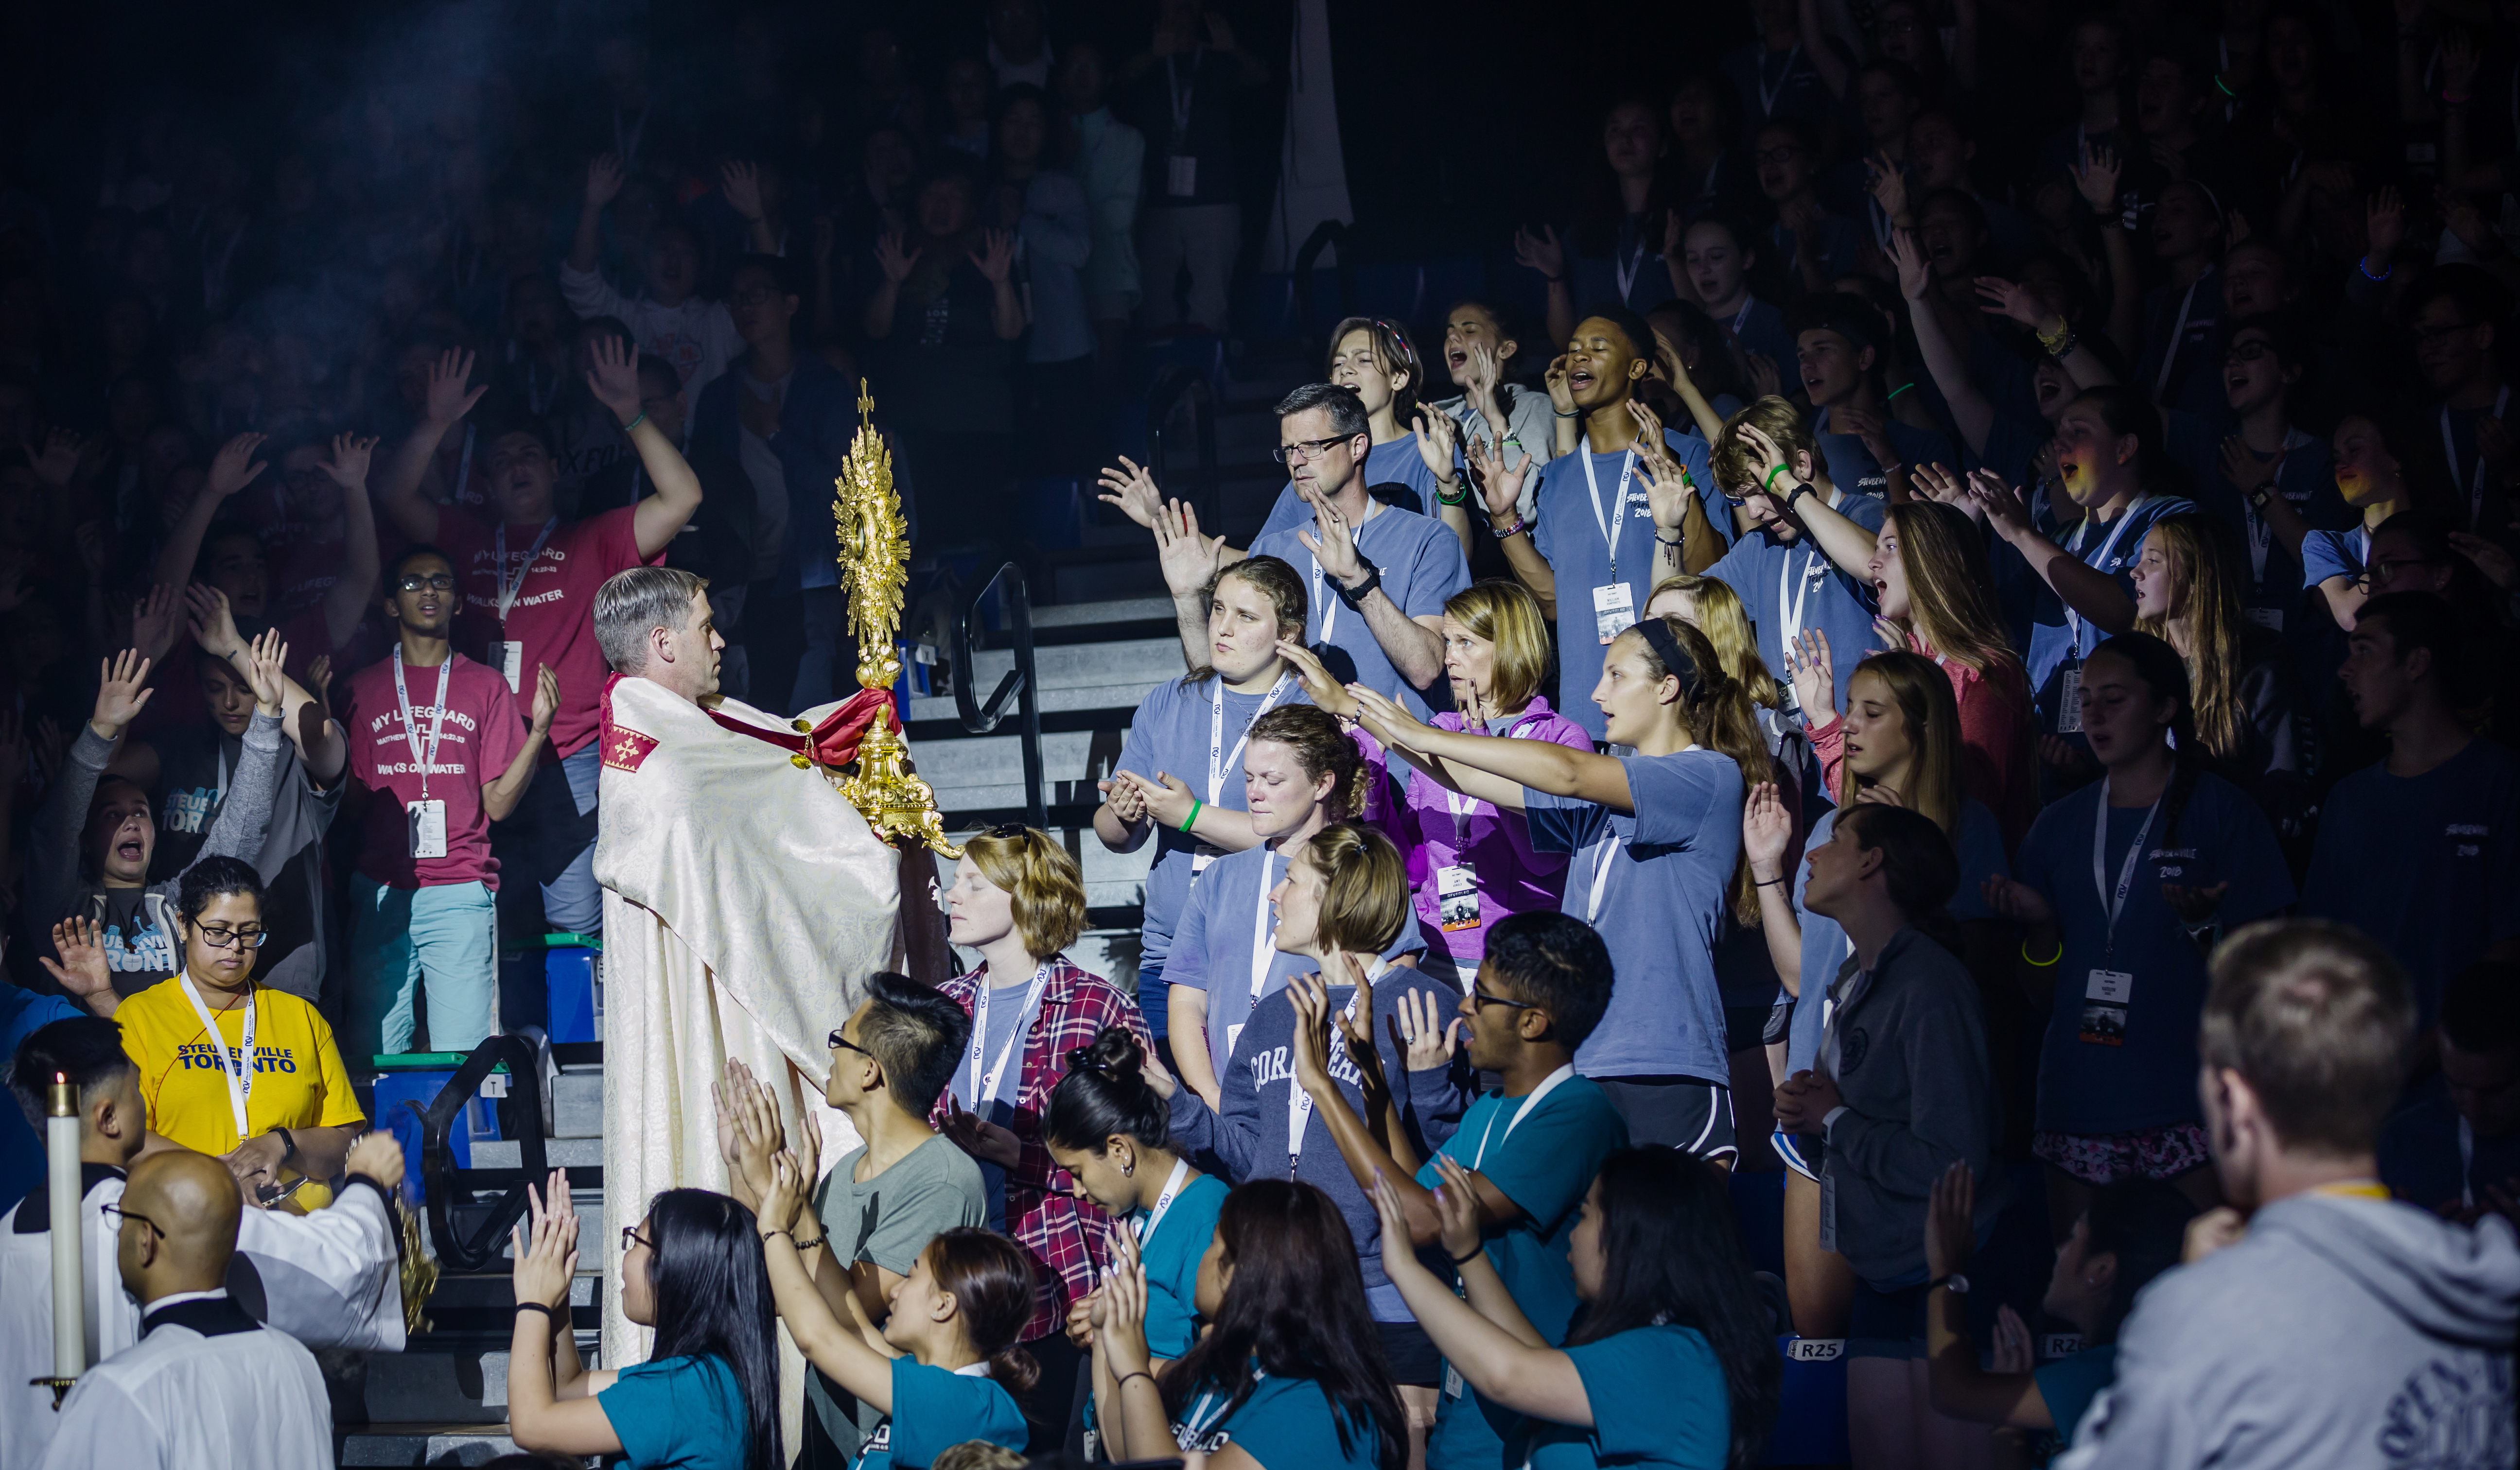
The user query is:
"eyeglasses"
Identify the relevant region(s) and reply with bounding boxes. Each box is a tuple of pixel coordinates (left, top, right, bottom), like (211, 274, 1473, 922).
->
(1752, 146, 1808, 166)
(101, 1202, 164, 1240)
(396, 573, 456, 592)
(192, 925, 269, 950)
(828, 1029, 875, 1059)
(2411, 321, 2477, 346)
(622, 1226, 655, 1255)
(2353, 555, 2440, 590)
(1271, 435, 1356, 465)
(2223, 339, 2274, 363)
(1468, 985, 1540, 1013)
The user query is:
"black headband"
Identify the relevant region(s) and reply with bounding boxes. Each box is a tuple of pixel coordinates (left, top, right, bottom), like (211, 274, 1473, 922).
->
(1628, 617, 1699, 698)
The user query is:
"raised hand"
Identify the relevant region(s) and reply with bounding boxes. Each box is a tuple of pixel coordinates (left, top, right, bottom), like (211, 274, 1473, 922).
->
(1785, 627, 1837, 724)
(184, 584, 243, 658)
(28, 427, 87, 489)
(1275, 638, 1358, 716)
(39, 917, 115, 1013)
(424, 348, 488, 427)
(720, 160, 766, 221)
(1909, 461, 1972, 515)
(1965, 468, 2034, 536)
(2367, 187, 2406, 261)
(1285, 972, 1339, 1093)
(1979, 873, 2056, 927)
(1990, 1306, 2036, 1374)
(1544, 353, 1576, 418)
(1634, 455, 1697, 537)
(585, 333, 642, 422)
(761, 1150, 808, 1235)
(344, 1130, 408, 1194)
(1831, 403, 1898, 469)
(207, 432, 269, 501)
(1466, 430, 1533, 522)
(584, 152, 627, 209)
(969, 228, 1017, 284)
(874, 229, 923, 285)
(510, 1169, 581, 1311)
(1743, 781, 1794, 882)
(2072, 140, 2122, 216)
(1095, 454, 1163, 529)
(1511, 224, 1566, 281)
(530, 663, 560, 734)
(1390, 986, 1463, 1072)
(1427, 1155, 1487, 1263)
(1746, 350, 1783, 400)
(1295, 485, 1367, 586)
(129, 583, 183, 665)
(1152, 498, 1226, 600)
(1925, 1159, 1976, 1279)
(1972, 275, 2046, 328)
(320, 432, 380, 491)
(1411, 406, 1460, 481)
(1097, 775, 1149, 824)
(1115, 769, 1197, 831)
(89, 648, 155, 738)
(245, 628, 290, 714)
(2450, 529, 2520, 588)
(1345, 682, 1435, 759)
(2219, 435, 2282, 494)
(1887, 228, 1930, 302)
(1863, 151, 1909, 224)
(2161, 879, 2232, 930)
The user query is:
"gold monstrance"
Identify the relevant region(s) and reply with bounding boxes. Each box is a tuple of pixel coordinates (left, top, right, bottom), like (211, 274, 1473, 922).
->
(830, 382, 960, 857)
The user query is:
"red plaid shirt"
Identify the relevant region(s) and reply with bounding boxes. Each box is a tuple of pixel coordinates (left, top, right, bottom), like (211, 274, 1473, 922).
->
(929, 956, 1152, 1341)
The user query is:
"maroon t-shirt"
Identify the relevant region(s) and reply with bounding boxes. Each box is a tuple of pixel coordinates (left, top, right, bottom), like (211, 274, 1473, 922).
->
(342, 652, 526, 888)
(435, 505, 657, 759)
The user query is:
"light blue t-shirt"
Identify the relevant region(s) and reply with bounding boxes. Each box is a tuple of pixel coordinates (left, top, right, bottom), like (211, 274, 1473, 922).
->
(946, 974, 1045, 1231)
(1249, 502, 1469, 717)
(1529, 432, 1731, 743)
(1165, 840, 1428, 1085)
(1116, 674, 1317, 970)
(2300, 524, 2373, 590)
(1257, 438, 1450, 537)
(1703, 488, 1886, 718)
(2022, 495, 2199, 704)
(1421, 1074, 1630, 1470)
(1137, 1170, 1229, 1359)
(1177, 1372, 1384, 1470)
(1811, 405, 1952, 501)
(1784, 801, 2010, 1078)
(1524, 748, 1744, 1082)
(1515, 1324, 1732, 1470)
(597, 1353, 751, 1470)
(856, 1358, 1027, 1470)
(2015, 771, 2295, 1136)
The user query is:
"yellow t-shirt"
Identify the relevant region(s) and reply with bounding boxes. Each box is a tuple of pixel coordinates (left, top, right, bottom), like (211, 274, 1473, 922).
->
(117, 978, 365, 1208)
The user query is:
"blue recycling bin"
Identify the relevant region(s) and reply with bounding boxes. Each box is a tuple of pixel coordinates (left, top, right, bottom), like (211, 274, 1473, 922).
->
(372, 1055, 507, 1207)
(545, 941, 600, 1045)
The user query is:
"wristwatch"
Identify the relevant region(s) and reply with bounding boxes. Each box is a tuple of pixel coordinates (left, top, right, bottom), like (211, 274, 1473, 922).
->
(1928, 1273, 1971, 1296)
(2248, 485, 2275, 510)
(1334, 562, 1383, 608)
(270, 1126, 298, 1165)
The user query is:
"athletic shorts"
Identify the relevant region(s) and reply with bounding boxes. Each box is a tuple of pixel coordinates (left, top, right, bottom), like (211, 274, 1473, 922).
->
(1375, 1318, 1445, 1387)
(2032, 1121, 2212, 1186)
(1773, 1125, 1821, 1183)
(1594, 1076, 1738, 1163)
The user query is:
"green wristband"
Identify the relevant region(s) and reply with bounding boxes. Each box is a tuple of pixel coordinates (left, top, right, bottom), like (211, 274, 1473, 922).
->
(621, 410, 648, 434)
(1178, 797, 1204, 835)
(1765, 463, 1791, 491)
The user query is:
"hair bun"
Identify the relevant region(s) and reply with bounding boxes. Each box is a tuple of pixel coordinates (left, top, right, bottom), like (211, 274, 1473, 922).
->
(1065, 1024, 1144, 1084)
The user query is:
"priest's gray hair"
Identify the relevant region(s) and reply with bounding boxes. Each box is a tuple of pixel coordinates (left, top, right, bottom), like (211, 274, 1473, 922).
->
(595, 566, 710, 674)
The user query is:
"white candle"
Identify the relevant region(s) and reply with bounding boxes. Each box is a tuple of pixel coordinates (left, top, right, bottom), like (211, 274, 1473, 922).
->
(47, 1072, 82, 1385)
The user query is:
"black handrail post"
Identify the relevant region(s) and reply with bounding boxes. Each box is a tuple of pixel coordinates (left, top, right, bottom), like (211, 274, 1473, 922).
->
(415, 1033, 547, 1273)
(1291, 219, 1354, 360)
(950, 560, 1046, 829)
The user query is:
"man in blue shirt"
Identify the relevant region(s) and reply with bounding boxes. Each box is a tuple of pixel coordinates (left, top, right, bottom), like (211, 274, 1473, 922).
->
(1790, 293, 1952, 502)
(2380, 960, 2520, 1221)
(2302, 594, 2520, 1026)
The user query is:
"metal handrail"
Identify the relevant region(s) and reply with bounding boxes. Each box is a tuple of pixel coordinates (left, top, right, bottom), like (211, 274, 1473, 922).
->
(951, 561, 1046, 830)
(413, 1033, 546, 1273)
(1147, 366, 1220, 532)
(1291, 218, 1355, 357)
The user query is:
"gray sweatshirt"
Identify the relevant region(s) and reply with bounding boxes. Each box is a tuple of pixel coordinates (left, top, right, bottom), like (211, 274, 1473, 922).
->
(1169, 968, 1470, 1321)
(2058, 1193, 2520, 1470)
(27, 714, 285, 996)
(1818, 925, 1999, 1285)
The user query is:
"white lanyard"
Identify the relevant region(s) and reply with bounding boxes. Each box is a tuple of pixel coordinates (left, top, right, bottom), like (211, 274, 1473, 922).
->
(1613, 225, 1647, 304)
(1182, 1372, 1258, 1441)
(494, 516, 561, 622)
(2091, 778, 2163, 964)
(1135, 1158, 1194, 1243)
(2064, 498, 2149, 657)
(1308, 502, 1380, 645)
(178, 977, 256, 1139)
(1757, 45, 1800, 116)
(2240, 430, 2310, 583)
(1586, 833, 1623, 923)
(453, 424, 476, 504)
(2152, 277, 2204, 397)
(1164, 49, 1202, 145)
(391, 647, 454, 802)
(1582, 447, 1639, 581)
(1779, 547, 1827, 650)
(1286, 969, 1372, 1178)
(2461, 1116, 2477, 1211)
(965, 963, 1053, 1108)
(1865, 192, 1894, 250)
(1249, 851, 1282, 1010)
(2438, 386, 2510, 531)
(1209, 674, 1295, 804)
(1445, 713, 1541, 847)
(1730, 297, 1752, 336)
(1471, 1064, 1577, 1169)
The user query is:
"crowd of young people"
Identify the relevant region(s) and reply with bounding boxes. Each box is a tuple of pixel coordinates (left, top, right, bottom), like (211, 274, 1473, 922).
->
(6, 0, 2520, 1465)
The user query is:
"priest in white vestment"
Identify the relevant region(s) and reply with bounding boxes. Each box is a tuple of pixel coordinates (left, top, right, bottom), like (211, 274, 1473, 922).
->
(588, 567, 905, 1400)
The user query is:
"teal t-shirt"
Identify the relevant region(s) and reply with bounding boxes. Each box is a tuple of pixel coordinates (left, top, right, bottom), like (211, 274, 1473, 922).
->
(855, 1358, 1028, 1470)
(1418, 1072, 1629, 1470)
(1138, 1171, 1229, 1359)
(2034, 1343, 2119, 1451)
(1515, 1326, 1731, 1470)
(1177, 1372, 1383, 1470)
(597, 1354, 752, 1470)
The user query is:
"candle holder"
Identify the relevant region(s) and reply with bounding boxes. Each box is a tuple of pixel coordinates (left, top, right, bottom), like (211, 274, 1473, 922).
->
(30, 1377, 74, 1409)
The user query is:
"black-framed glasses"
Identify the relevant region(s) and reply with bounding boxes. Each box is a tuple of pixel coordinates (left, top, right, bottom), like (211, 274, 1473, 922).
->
(828, 1028, 875, 1058)
(621, 1226, 654, 1255)
(2353, 555, 2441, 590)
(395, 573, 456, 593)
(101, 1202, 163, 1240)
(1271, 435, 1355, 465)
(192, 925, 269, 950)
(1468, 985, 1540, 1013)
(2223, 339, 2274, 363)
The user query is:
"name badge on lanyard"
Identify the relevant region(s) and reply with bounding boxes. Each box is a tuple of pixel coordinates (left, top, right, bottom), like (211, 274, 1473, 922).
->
(1224, 853, 1279, 1059)
(1585, 448, 1640, 643)
(490, 516, 561, 693)
(1195, 675, 1294, 877)
(2443, 386, 2512, 533)
(2058, 502, 2149, 735)
(393, 647, 455, 859)
(2080, 779, 2161, 1047)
